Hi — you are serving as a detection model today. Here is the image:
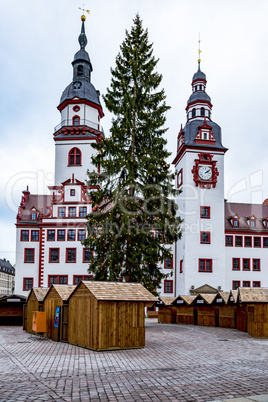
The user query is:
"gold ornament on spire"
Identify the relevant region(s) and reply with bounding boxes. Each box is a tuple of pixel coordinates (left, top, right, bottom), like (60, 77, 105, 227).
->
(198, 34, 202, 64)
(79, 4, 90, 21)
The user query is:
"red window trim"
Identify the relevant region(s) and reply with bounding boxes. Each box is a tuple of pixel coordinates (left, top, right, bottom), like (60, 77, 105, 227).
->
(164, 257, 173, 269)
(254, 236, 261, 248)
(70, 189, 75, 196)
(200, 231, 211, 244)
(253, 258, 261, 271)
(21, 230, 29, 241)
(198, 259, 213, 272)
(72, 115, 80, 125)
(264, 237, 268, 248)
(24, 248, 35, 263)
(235, 236, 243, 247)
(253, 281, 261, 288)
(57, 229, 66, 241)
(242, 258, 250, 271)
(232, 258, 240, 271)
(49, 248, 60, 263)
(177, 168, 183, 188)
(67, 229, 76, 241)
(232, 218, 239, 228)
(66, 248, 76, 263)
(243, 281, 251, 288)
(78, 229, 86, 241)
(200, 206, 211, 219)
(58, 207, 66, 217)
(73, 275, 93, 285)
(31, 230, 39, 242)
(68, 147, 82, 166)
(244, 236, 252, 247)
(180, 259, 183, 273)
(23, 277, 34, 291)
(48, 275, 68, 287)
(68, 207, 76, 217)
(232, 280, 240, 290)
(225, 235, 233, 247)
(249, 218, 256, 228)
(47, 230, 55, 241)
(83, 248, 93, 263)
(72, 105, 80, 112)
(79, 206, 87, 217)
(164, 280, 173, 294)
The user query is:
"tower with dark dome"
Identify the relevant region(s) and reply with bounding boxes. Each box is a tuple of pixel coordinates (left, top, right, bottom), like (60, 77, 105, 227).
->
(173, 58, 228, 295)
(53, 15, 104, 186)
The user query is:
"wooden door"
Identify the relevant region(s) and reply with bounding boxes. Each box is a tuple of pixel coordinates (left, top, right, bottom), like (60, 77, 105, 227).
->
(118, 302, 145, 349)
(23, 304, 27, 330)
(52, 306, 61, 341)
(61, 304, 69, 342)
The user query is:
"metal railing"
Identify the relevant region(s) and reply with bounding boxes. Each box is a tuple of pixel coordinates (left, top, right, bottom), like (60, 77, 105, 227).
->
(54, 119, 104, 133)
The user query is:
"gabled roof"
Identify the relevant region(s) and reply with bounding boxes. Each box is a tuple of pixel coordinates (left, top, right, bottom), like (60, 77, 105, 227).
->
(225, 202, 268, 232)
(17, 194, 51, 223)
(70, 281, 157, 302)
(44, 285, 76, 301)
(0, 294, 26, 302)
(218, 292, 230, 304)
(190, 283, 218, 295)
(230, 290, 238, 303)
(196, 293, 217, 305)
(158, 297, 177, 306)
(239, 287, 268, 303)
(27, 288, 49, 302)
(173, 295, 197, 305)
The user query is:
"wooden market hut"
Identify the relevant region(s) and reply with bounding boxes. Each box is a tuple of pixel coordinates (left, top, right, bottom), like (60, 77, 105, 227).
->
(43, 285, 75, 341)
(235, 289, 247, 332)
(24, 288, 49, 333)
(238, 287, 268, 338)
(156, 297, 177, 323)
(68, 281, 158, 351)
(213, 292, 236, 329)
(173, 295, 197, 325)
(0, 294, 26, 325)
(193, 293, 217, 326)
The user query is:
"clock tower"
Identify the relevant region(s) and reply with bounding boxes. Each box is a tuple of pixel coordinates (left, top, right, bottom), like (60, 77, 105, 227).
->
(173, 60, 228, 295)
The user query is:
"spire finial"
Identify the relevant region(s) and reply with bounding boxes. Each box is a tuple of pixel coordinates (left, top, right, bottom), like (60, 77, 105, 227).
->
(198, 33, 202, 68)
(78, 5, 90, 50)
(79, 4, 90, 21)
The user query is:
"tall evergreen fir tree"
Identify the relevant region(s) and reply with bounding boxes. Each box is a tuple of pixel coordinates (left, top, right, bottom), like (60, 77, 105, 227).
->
(83, 14, 182, 294)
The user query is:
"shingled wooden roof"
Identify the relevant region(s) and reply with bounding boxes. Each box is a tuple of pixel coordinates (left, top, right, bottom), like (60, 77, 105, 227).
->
(73, 281, 158, 302)
(199, 293, 217, 304)
(45, 285, 76, 301)
(159, 297, 177, 306)
(219, 292, 230, 304)
(239, 287, 268, 303)
(178, 295, 197, 305)
(27, 287, 49, 302)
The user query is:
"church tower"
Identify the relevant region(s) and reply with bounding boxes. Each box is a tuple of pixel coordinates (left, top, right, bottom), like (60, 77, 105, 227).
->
(53, 15, 104, 186)
(173, 58, 228, 295)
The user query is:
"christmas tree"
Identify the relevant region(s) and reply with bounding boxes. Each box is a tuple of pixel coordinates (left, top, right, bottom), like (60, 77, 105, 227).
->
(83, 14, 182, 295)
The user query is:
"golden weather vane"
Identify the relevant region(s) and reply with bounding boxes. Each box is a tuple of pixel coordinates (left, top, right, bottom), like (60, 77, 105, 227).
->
(198, 33, 202, 64)
(79, 4, 90, 21)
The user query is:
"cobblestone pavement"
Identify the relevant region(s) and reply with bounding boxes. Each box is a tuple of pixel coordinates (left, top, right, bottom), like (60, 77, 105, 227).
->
(1, 320, 268, 401)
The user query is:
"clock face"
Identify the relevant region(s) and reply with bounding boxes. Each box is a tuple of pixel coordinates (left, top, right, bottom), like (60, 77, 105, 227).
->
(198, 166, 212, 180)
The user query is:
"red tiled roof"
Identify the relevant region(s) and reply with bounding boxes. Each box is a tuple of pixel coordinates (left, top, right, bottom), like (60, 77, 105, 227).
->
(225, 202, 268, 232)
(18, 194, 51, 223)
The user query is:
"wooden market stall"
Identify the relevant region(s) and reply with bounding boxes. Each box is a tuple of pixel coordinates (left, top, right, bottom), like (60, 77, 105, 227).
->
(235, 289, 247, 332)
(194, 293, 217, 326)
(216, 292, 236, 329)
(68, 281, 158, 351)
(239, 287, 268, 338)
(0, 294, 26, 325)
(156, 297, 177, 323)
(173, 295, 197, 325)
(43, 285, 75, 341)
(25, 288, 49, 333)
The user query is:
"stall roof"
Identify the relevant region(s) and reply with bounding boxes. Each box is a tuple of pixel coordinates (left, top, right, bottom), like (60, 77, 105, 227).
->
(175, 295, 197, 305)
(218, 292, 230, 304)
(27, 288, 49, 302)
(199, 293, 217, 304)
(239, 288, 268, 303)
(44, 285, 76, 302)
(159, 297, 177, 306)
(0, 294, 26, 302)
(69, 281, 158, 302)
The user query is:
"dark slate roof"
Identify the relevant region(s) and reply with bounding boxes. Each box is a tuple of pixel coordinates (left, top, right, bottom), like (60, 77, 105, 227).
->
(183, 119, 226, 150)
(192, 64, 206, 81)
(0, 259, 15, 275)
(225, 202, 268, 232)
(60, 80, 101, 106)
(187, 91, 211, 105)
(74, 49, 91, 63)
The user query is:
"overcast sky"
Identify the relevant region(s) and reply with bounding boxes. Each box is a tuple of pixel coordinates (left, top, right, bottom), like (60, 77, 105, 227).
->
(1, 0, 268, 264)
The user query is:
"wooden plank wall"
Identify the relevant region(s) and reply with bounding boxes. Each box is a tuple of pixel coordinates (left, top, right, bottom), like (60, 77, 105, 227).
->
(197, 306, 216, 326)
(43, 288, 63, 340)
(27, 294, 39, 332)
(176, 306, 196, 325)
(236, 306, 247, 332)
(247, 304, 268, 338)
(158, 306, 174, 324)
(218, 305, 236, 329)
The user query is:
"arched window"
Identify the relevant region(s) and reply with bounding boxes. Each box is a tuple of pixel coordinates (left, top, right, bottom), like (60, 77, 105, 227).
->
(201, 107, 205, 116)
(192, 108, 196, 118)
(77, 65, 83, 76)
(73, 116, 80, 126)
(69, 148, 81, 166)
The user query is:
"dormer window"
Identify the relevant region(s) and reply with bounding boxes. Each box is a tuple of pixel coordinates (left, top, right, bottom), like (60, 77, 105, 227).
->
(264, 219, 268, 228)
(250, 219, 256, 228)
(232, 216, 239, 227)
(31, 211, 37, 220)
(77, 65, 83, 76)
